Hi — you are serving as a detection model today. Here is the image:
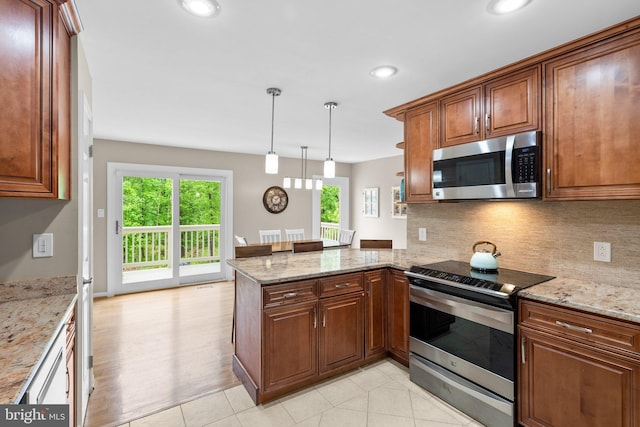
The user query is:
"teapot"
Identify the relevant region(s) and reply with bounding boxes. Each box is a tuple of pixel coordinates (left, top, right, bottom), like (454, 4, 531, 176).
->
(470, 241, 501, 271)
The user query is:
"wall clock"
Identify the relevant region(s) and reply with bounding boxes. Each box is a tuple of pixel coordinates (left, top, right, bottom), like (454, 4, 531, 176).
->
(263, 186, 288, 214)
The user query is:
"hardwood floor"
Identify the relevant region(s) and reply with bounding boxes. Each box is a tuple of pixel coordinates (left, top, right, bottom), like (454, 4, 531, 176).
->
(83, 281, 239, 427)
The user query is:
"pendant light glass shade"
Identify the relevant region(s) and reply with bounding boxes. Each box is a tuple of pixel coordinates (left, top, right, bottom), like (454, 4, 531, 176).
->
(283, 176, 291, 188)
(324, 102, 338, 179)
(315, 179, 323, 190)
(294, 178, 302, 189)
(265, 88, 281, 174)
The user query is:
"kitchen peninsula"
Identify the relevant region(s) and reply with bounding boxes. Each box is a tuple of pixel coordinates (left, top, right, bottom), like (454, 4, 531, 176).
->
(226, 248, 434, 404)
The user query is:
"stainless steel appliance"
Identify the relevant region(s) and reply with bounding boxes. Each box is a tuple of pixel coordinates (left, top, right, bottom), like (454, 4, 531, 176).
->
(432, 130, 541, 200)
(405, 260, 554, 427)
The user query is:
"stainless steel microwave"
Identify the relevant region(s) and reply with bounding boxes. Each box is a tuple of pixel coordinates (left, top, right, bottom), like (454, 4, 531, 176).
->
(432, 131, 541, 200)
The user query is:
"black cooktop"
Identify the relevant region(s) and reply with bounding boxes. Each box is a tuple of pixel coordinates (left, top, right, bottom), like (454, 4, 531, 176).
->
(407, 260, 555, 297)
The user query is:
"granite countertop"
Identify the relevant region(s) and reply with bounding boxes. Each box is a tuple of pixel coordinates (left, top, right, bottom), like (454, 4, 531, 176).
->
(226, 248, 443, 285)
(519, 277, 640, 324)
(0, 276, 77, 404)
(228, 248, 640, 325)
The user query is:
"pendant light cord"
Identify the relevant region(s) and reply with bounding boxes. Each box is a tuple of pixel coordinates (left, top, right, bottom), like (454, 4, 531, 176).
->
(270, 92, 275, 153)
(324, 102, 337, 159)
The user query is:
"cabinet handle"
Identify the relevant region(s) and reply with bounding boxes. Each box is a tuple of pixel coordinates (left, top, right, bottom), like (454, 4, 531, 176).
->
(485, 114, 490, 134)
(283, 292, 299, 298)
(66, 366, 70, 398)
(555, 321, 593, 334)
(546, 168, 551, 195)
(334, 283, 350, 289)
(366, 279, 371, 297)
(313, 306, 317, 329)
(521, 337, 526, 364)
(323, 309, 326, 328)
(474, 116, 480, 134)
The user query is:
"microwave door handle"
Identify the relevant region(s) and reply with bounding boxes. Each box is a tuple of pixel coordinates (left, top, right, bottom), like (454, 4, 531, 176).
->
(504, 135, 516, 198)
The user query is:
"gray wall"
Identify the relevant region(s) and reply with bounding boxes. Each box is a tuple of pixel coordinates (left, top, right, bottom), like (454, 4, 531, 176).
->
(351, 155, 407, 248)
(0, 38, 91, 282)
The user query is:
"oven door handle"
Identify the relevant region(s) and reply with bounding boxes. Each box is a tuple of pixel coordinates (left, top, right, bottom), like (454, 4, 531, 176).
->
(409, 284, 514, 334)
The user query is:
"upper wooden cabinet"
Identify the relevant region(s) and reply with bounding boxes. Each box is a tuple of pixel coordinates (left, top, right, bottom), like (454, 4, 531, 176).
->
(544, 28, 640, 200)
(440, 66, 540, 147)
(0, 0, 81, 199)
(404, 103, 438, 203)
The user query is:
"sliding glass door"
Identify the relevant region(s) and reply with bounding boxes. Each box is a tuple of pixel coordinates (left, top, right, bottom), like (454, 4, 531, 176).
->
(108, 164, 232, 295)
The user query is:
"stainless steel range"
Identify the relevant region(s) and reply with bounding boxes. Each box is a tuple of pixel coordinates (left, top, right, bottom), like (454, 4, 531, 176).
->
(405, 260, 554, 427)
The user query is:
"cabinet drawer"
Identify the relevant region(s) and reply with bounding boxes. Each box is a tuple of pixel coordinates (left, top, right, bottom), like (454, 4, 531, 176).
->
(318, 273, 363, 298)
(263, 280, 317, 308)
(520, 300, 640, 355)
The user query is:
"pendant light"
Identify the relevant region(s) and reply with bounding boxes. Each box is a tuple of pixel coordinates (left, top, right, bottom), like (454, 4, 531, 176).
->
(265, 88, 281, 174)
(283, 146, 322, 190)
(324, 102, 337, 178)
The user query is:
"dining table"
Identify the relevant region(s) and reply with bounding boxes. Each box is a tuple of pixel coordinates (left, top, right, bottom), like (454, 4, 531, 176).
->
(250, 239, 348, 253)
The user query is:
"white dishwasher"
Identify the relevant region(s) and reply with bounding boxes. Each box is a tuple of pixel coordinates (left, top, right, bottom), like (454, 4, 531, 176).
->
(21, 326, 67, 404)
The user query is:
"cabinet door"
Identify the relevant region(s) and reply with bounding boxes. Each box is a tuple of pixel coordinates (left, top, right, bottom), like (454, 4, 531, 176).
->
(484, 66, 540, 138)
(263, 301, 318, 392)
(0, 0, 71, 199)
(319, 293, 364, 373)
(519, 327, 640, 427)
(440, 86, 482, 147)
(544, 30, 640, 200)
(364, 270, 386, 359)
(387, 270, 410, 366)
(404, 102, 438, 203)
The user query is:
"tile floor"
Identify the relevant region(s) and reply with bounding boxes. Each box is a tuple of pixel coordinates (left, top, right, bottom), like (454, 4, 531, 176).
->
(118, 359, 485, 427)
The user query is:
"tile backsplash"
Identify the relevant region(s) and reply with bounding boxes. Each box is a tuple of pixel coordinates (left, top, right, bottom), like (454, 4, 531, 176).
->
(407, 200, 640, 289)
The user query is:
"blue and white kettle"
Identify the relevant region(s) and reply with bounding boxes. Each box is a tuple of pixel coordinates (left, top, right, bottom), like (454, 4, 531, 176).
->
(470, 241, 501, 271)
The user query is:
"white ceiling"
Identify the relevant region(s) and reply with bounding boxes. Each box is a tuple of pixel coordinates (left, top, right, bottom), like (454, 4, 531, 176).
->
(75, 0, 640, 164)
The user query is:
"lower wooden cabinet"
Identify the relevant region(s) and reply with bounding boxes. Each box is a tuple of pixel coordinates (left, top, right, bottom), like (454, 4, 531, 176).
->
(319, 293, 364, 373)
(263, 301, 318, 393)
(518, 300, 640, 427)
(387, 269, 410, 365)
(364, 270, 387, 359)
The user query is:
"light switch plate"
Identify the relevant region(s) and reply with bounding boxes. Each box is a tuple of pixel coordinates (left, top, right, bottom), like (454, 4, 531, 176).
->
(33, 233, 54, 258)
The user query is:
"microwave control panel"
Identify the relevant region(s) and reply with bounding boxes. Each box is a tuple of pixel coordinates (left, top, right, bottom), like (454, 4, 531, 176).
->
(513, 147, 538, 183)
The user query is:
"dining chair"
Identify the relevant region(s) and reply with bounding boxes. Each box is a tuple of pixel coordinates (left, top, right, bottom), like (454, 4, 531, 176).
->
(285, 228, 305, 241)
(232, 243, 273, 343)
(234, 235, 248, 246)
(359, 239, 393, 249)
(338, 229, 356, 247)
(259, 229, 282, 243)
(292, 240, 324, 253)
(235, 244, 273, 258)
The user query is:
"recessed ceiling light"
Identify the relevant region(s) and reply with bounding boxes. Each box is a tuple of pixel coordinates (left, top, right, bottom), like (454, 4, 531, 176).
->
(179, 0, 221, 18)
(370, 65, 398, 79)
(487, 0, 531, 15)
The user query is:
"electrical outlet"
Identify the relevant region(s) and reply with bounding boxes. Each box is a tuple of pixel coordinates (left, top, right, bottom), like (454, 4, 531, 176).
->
(418, 227, 427, 241)
(593, 242, 611, 262)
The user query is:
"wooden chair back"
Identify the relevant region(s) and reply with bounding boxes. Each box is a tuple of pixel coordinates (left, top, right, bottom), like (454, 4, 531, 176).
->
(338, 229, 356, 246)
(259, 229, 282, 243)
(235, 244, 273, 258)
(359, 239, 393, 249)
(284, 228, 305, 241)
(292, 240, 324, 253)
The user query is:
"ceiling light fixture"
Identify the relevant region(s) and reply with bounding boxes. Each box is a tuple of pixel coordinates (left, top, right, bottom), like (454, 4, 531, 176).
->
(283, 146, 322, 190)
(179, 0, 221, 18)
(264, 88, 281, 174)
(487, 0, 531, 15)
(324, 102, 337, 179)
(370, 65, 398, 79)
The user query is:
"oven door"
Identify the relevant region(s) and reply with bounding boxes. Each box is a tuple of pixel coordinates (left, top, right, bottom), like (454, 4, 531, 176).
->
(409, 284, 515, 400)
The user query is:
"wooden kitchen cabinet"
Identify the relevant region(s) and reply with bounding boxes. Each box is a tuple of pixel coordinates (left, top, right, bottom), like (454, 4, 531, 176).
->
(518, 300, 640, 427)
(387, 269, 410, 366)
(0, 0, 80, 199)
(544, 28, 640, 200)
(404, 102, 438, 203)
(440, 66, 540, 147)
(319, 293, 364, 373)
(263, 300, 318, 393)
(65, 309, 76, 427)
(364, 270, 386, 359)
